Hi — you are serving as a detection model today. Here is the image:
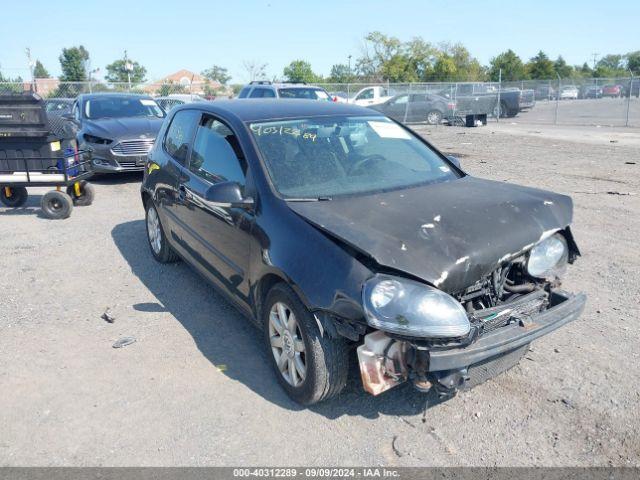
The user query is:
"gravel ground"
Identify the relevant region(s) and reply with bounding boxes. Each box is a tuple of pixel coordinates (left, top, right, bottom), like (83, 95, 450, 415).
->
(1, 123, 638, 467)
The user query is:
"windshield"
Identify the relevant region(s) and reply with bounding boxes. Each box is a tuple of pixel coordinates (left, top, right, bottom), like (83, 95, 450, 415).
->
(84, 97, 165, 119)
(277, 88, 332, 101)
(250, 116, 459, 198)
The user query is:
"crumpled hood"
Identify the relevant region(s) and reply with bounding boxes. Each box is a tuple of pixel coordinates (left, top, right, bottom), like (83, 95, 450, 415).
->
(84, 117, 164, 140)
(288, 176, 574, 293)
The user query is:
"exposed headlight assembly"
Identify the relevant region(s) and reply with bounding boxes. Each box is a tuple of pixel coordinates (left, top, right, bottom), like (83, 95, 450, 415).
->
(363, 275, 470, 338)
(83, 134, 112, 145)
(527, 233, 569, 279)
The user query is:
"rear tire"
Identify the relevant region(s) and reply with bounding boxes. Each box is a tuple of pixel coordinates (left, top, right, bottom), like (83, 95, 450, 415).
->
(0, 186, 28, 208)
(263, 283, 349, 405)
(145, 201, 179, 263)
(426, 110, 443, 125)
(67, 181, 95, 206)
(41, 190, 73, 219)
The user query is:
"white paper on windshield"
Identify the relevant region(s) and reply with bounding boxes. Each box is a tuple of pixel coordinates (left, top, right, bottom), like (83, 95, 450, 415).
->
(140, 99, 156, 106)
(368, 121, 410, 139)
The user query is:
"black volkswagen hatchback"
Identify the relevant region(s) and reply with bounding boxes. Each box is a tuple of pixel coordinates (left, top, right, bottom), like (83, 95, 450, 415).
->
(141, 100, 585, 405)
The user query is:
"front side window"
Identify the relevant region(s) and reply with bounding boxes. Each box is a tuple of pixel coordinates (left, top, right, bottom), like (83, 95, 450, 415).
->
(356, 89, 373, 100)
(189, 116, 246, 185)
(250, 116, 459, 199)
(391, 95, 408, 105)
(164, 109, 200, 165)
(84, 97, 165, 119)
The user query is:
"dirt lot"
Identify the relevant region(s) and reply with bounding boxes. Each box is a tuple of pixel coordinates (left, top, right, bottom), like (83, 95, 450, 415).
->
(1, 123, 639, 467)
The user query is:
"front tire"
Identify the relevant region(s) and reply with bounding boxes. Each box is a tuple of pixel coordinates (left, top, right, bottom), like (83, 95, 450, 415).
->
(263, 283, 349, 405)
(145, 201, 179, 263)
(41, 190, 73, 219)
(0, 186, 28, 207)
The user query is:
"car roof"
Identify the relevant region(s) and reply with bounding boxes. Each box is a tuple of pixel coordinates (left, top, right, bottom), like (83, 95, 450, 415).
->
(78, 93, 153, 101)
(174, 99, 384, 122)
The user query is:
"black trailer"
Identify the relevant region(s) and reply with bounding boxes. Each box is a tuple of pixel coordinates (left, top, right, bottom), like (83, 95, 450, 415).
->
(0, 92, 94, 219)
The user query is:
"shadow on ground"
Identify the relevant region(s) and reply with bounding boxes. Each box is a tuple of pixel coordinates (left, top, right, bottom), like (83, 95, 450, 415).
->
(92, 171, 143, 185)
(112, 219, 448, 418)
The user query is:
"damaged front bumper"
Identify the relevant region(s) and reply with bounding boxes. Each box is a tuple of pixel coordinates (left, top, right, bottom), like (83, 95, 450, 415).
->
(358, 290, 586, 396)
(428, 290, 586, 373)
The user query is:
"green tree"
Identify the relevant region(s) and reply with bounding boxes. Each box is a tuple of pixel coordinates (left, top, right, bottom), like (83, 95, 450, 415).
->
(201, 65, 231, 85)
(553, 56, 574, 79)
(59, 46, 89, 81)
(283, 60, 320, 83)
(525, 51, 555, 79)
(489, 49, 525, 81)
(328, 64, 352, 83)
(431, 54, 457, 81)
(33, 60, 50, 78)
(105, 56, 147, 83)
(625, 51, 640, 74)
(578, 62, 593, 77)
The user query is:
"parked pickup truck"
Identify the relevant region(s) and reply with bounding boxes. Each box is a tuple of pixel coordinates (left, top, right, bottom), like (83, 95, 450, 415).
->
(438, 84, 521, 118)
(348, 86, 394, 106)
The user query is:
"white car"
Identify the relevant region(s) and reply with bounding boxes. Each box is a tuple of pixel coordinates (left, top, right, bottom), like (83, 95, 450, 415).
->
(349, 86, 394, 106)
(560, 86, 579, 100)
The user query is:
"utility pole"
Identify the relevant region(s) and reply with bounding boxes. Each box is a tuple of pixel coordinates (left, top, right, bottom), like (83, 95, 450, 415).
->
(591, 53, 599, 70)
(124, 50, 133, 91)
(25, 47, 35, 90)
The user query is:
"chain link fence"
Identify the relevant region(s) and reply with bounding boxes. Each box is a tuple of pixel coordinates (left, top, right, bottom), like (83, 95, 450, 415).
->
(1, 77, 637, 127)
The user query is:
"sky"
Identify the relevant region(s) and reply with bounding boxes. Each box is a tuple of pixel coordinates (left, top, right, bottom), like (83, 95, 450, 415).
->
(1, 0, 639, 83)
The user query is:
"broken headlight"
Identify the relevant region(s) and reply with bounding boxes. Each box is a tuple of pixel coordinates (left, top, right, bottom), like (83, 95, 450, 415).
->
(363, 275, 470, 338)
(526, 233, 568, 279)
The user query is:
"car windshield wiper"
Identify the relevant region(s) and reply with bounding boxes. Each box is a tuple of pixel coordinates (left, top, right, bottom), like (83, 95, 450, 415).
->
(285, 196, 332, 202)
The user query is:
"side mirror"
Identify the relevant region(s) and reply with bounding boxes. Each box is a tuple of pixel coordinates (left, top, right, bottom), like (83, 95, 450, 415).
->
(204, 181, 254, 208)
(446, 155, 461, 169)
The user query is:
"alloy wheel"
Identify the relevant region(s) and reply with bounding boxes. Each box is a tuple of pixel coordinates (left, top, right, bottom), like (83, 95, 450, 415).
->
(147, 206, 162, 255)
(268, 301, 307, 387)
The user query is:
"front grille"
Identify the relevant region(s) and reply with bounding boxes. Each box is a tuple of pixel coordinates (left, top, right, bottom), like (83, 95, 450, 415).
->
(110, 139, 154, 156)
(472, 290, 548, 334)
(115, 159, 144, 169)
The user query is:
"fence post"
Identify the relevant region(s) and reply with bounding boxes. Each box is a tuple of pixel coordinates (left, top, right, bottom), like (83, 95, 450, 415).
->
(554, 74, 561, 125)
(496, 68, 502, 123)
(403, 83, 411, 123)
(626, 71, 633, 127)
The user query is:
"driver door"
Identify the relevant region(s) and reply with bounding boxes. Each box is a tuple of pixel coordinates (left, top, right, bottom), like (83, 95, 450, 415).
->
(173, 113, 254, 307)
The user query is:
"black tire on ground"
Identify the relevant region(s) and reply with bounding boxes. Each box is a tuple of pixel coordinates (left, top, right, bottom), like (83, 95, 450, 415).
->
(145, 201, 179, 263)
(0, 186, 28, 208)
(263, 283, 349, 405)
(426, 110, 443, 125)
(41, 190, 74, 219)
(66, 181, 95, 206)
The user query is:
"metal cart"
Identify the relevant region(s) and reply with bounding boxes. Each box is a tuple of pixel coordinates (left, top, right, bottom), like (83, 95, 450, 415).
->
(0, 92, 95, 219)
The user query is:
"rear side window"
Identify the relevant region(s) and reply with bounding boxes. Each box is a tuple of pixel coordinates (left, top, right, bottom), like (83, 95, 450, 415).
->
(164, 110, 200, 165)
(249, 88, 276, 98)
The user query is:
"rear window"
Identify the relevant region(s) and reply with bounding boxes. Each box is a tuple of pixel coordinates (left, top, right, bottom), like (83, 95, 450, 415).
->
(278, 88, 331, 101)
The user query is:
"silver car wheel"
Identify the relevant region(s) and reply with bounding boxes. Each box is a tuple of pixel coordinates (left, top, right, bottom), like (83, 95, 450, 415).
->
(147, 205, 162, 255)
(269, 301, 306, 387)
